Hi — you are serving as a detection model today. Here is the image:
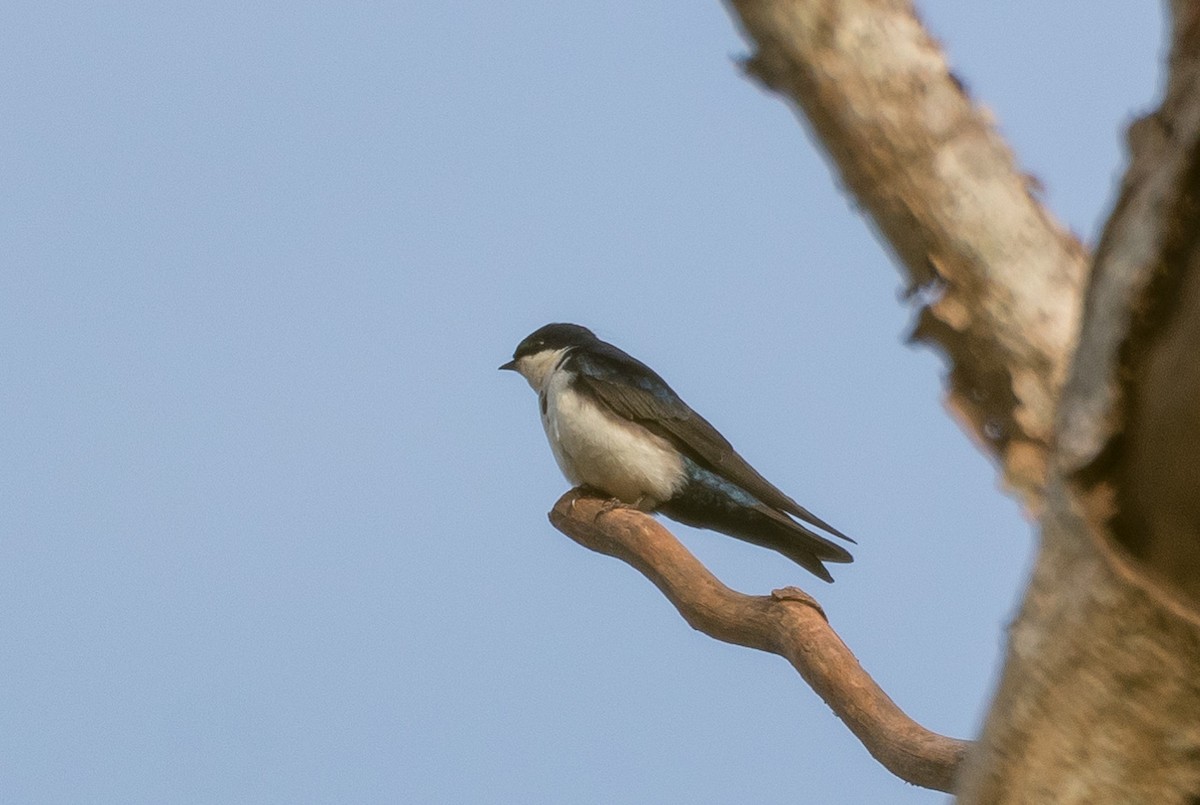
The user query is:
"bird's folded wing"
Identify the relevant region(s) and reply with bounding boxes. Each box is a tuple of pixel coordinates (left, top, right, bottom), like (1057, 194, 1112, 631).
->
(572, 351, 854, 544)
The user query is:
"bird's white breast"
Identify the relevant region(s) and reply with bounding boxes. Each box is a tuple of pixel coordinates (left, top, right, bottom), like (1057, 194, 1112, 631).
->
(540, 365, 683, 507)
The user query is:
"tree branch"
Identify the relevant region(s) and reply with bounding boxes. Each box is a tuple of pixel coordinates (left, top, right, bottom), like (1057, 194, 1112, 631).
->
(548, 489, 970, 794)
(956, 7, 1200, 800)
(722, 0, 1088, 511)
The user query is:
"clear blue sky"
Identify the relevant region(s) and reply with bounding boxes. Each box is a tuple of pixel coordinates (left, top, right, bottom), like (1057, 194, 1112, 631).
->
(1, 3, 1162, 803)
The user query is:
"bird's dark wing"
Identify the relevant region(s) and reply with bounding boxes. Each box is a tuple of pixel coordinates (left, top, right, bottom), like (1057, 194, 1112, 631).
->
(569, 344, 854, 543)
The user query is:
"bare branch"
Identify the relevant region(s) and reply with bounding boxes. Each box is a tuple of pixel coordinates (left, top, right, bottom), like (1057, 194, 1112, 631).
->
(548, 490, 970, 794)
(723, 0, 1088, 510)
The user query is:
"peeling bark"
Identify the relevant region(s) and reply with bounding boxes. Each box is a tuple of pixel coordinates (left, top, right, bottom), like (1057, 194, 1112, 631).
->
(711, 1, 1200, 799)
(725, 0, 1087, 511)
(958, 7, 1200, 800)
(1114, 106, 1200, 604)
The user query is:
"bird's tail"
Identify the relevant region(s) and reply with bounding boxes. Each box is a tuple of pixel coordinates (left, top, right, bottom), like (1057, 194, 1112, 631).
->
(659, 468, 853, 583)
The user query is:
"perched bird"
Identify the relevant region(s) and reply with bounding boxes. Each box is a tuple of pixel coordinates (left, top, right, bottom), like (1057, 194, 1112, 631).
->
(500, 323, 854, 581)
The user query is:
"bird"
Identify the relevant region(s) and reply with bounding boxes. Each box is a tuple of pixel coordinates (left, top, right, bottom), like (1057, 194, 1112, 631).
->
(500, 323, 854, 581)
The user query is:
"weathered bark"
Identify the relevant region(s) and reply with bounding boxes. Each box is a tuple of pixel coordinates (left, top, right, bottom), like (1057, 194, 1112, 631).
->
(725, 0, 1087, 512)
(549, 491, 969, 793)
(1110, 4, 1200, 607)
(715, 0, 1200, 800)
(957, 6, 1200, 800)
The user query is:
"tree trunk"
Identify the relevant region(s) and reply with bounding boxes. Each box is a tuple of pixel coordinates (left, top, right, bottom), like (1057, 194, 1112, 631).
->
(724, 1, 1200, 799)
(958, 5, 1200, 799)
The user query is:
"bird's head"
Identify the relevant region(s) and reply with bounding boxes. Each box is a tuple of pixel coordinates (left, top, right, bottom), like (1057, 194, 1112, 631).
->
(500, 322, 597, 391)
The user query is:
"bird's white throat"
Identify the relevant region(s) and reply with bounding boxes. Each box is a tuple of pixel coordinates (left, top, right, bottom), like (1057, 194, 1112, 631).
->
(512, 347, 570, 393)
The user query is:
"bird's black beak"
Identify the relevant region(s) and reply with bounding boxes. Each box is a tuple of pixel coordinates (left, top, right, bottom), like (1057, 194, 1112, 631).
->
(498, 359, 518, 372)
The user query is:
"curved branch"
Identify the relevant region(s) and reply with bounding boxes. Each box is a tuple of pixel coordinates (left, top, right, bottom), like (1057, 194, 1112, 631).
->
(723, 0, 1088, 510)
(548, 489, 970, 794)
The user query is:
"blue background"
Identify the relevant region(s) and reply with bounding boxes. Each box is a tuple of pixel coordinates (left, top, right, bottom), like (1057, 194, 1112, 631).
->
(2, 2, 1162, 802)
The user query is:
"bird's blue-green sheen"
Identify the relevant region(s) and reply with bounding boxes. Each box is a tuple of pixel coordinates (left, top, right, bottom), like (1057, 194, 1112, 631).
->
(503, 323, 854, 581)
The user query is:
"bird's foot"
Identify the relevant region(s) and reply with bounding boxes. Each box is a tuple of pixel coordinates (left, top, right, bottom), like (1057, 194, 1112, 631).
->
(567, 486, 622, 514)
(598, 497, 630, 516)
(567, 487, 643, 520)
